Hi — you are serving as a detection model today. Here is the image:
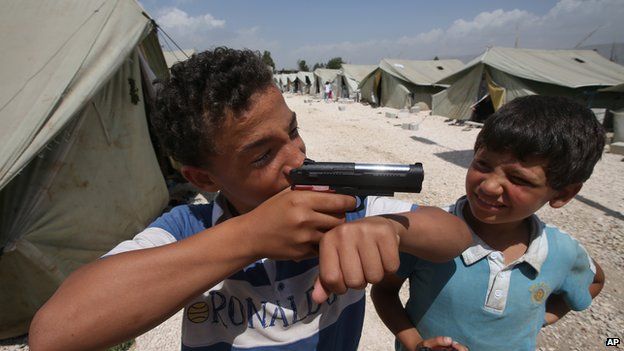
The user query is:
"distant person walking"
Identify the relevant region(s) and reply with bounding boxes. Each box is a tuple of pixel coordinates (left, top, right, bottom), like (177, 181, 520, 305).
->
(324, 81, 332, 102)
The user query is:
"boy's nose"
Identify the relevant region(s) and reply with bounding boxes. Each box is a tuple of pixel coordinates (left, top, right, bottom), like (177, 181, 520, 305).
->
(479, 176, 503, 196)
(282, 145, 306, 178)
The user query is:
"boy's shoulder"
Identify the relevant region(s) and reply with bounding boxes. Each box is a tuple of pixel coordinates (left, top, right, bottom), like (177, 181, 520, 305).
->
(535, 215, 584, 253)
(148, 202, 216, 241)
(532, 214, 596, 273)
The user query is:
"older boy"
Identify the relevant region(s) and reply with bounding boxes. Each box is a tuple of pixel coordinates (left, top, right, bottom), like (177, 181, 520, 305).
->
(29, 48, 471, 350)
(372, 96, 606, 351)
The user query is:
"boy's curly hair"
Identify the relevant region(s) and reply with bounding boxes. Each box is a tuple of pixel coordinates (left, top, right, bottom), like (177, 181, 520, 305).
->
(474, 95, 605, 190)
(152, 47, 273, 167)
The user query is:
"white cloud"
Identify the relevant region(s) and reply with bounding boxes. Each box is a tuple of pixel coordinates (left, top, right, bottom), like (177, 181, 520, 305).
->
(157, 7, 225, 30)
(154, 7, 281, 56)
(287, 0, 624, 66)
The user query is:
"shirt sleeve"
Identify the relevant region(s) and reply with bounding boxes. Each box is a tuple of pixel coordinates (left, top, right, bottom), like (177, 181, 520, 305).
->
(556, 241, 596, 311)
(102, 205, 200, 257)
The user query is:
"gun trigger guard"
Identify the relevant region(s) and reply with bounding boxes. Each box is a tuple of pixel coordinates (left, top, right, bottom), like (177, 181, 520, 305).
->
(347, 196, 366, 214)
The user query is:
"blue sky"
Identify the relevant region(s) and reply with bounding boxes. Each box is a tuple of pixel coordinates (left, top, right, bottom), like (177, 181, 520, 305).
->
(139, 0, 624, 69)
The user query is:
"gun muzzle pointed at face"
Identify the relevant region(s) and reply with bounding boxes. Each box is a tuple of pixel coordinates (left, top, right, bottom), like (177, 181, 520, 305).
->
(289, 159, 424, 204)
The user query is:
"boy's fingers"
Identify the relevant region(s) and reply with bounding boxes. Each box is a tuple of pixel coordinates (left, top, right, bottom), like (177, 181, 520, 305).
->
(298, 191, 357, 213)
(357, 242, 385, 284)
(339, 243, 366, 290)
(311, 277, 330, 304)
(308, 212, 347, 232)
(422, 336, 453, 348)
(318, 242, 347, 295)
(377, 236, 400, 274)
(452, 341, 469, 351)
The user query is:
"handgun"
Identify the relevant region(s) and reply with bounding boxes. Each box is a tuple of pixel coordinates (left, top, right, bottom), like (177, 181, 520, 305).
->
(289, 159, 424, 210)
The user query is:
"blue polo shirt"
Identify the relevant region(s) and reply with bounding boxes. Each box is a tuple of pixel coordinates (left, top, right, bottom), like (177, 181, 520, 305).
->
(396, 197, 596, 351)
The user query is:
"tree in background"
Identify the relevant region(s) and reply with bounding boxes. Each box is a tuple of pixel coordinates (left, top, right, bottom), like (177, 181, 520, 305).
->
(262, 50, 275, 71)
(326, 57, 344, 69)
(312, 62, 325, 70)
(297, 59, 310, 71)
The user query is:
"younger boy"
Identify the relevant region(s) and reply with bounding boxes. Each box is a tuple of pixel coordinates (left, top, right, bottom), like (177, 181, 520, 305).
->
(372, 96, 606, 351)
(29, 48, 471, 350)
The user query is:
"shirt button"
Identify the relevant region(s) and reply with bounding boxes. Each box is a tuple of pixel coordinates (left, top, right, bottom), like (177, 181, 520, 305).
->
(494, 290, 503, 299)
(490, 252, 500, 260)
(277, 282, 285, 291)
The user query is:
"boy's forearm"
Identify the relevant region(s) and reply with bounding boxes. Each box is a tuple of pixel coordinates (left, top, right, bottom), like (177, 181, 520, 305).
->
(29, 216, 257, 351)
(371, 283, 422, 351)
(391, 206, 471, 262)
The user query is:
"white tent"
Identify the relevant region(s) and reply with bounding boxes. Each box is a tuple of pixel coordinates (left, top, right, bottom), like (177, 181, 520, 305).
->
(359, 59, 463, 109)
(162, 49, 196, 68)
(338, 64, 377, 100)
(432, 47, 624, 120)
(0, 0, 169, 337)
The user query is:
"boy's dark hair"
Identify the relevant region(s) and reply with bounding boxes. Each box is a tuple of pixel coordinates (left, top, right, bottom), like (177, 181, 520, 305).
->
(153, 47, 273, 167)
(474, 95, 605, 190)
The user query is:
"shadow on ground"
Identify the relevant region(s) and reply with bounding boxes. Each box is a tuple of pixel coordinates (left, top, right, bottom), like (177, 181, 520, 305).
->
(410, 136, 438, 145)
(433, 150, 474, 169)
(575, 194, 624, 221)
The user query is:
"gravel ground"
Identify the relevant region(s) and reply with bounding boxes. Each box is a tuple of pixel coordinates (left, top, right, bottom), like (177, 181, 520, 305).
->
(3, 93, 622, 350)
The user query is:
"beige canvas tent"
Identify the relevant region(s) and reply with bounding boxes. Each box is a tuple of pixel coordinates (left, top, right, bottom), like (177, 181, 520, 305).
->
(296, 71, 316, 94)
(0, 0, 169, 337)
(359, 59, 463, 109)
(313, 68, 341, 98)
(338, 64, 377, 100)
(162, 49, 196, 68)
(432, 47, 624, 120)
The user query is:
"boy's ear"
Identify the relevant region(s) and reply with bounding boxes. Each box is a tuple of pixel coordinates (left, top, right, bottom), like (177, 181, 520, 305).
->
(180, 165, 220, 192)
(549, 183, 582, 209)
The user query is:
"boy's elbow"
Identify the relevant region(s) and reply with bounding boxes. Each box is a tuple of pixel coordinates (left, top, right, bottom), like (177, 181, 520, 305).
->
(29, 308, 56, 350)
(29, 302, 76, 351)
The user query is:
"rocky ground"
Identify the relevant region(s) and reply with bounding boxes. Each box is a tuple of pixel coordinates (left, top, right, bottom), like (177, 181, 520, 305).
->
(3, 93, 622, 350)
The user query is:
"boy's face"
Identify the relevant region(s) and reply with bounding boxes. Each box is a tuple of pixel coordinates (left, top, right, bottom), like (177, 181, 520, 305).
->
(465, 148, 573, 226)
(191, 85, 306, 214)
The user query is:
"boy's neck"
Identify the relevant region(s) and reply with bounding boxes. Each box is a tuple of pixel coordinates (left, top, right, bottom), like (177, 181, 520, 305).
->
(462, 203, 531, 254)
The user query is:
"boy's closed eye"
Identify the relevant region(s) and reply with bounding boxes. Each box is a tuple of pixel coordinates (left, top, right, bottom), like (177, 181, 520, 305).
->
(252, 149, 273, 167)
(472, 159, 491, 172)
(289, 126, 300, 139)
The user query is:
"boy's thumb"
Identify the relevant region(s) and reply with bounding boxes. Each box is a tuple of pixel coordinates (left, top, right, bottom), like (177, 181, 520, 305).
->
(311, 276, 330, 304)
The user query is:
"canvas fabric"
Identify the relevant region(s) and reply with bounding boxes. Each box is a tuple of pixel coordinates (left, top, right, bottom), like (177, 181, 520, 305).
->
(433, 47, 624, 120)
(0, 0, 168, 337)
(359, 59, 463, 109)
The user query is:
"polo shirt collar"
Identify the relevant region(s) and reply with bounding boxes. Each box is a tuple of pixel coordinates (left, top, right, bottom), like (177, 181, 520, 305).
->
(212, 193, 238, 226)
(453, 196, 549, 274)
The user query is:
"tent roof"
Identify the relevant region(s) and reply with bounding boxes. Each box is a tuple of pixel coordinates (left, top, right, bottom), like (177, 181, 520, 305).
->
(340, 64, 377, 82)
(297, 71, 315, 82)
(314, 68, 341, 83)
(437, 46, 624, 88)
(599, 82, 624, 93)
(0, 0, 154, 190)
(377, 59, 464, 86)
(162, 49, 196, 68)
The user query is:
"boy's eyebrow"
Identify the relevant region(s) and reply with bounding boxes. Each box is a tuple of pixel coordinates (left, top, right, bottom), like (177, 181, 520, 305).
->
(239, 112, 297, 153)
